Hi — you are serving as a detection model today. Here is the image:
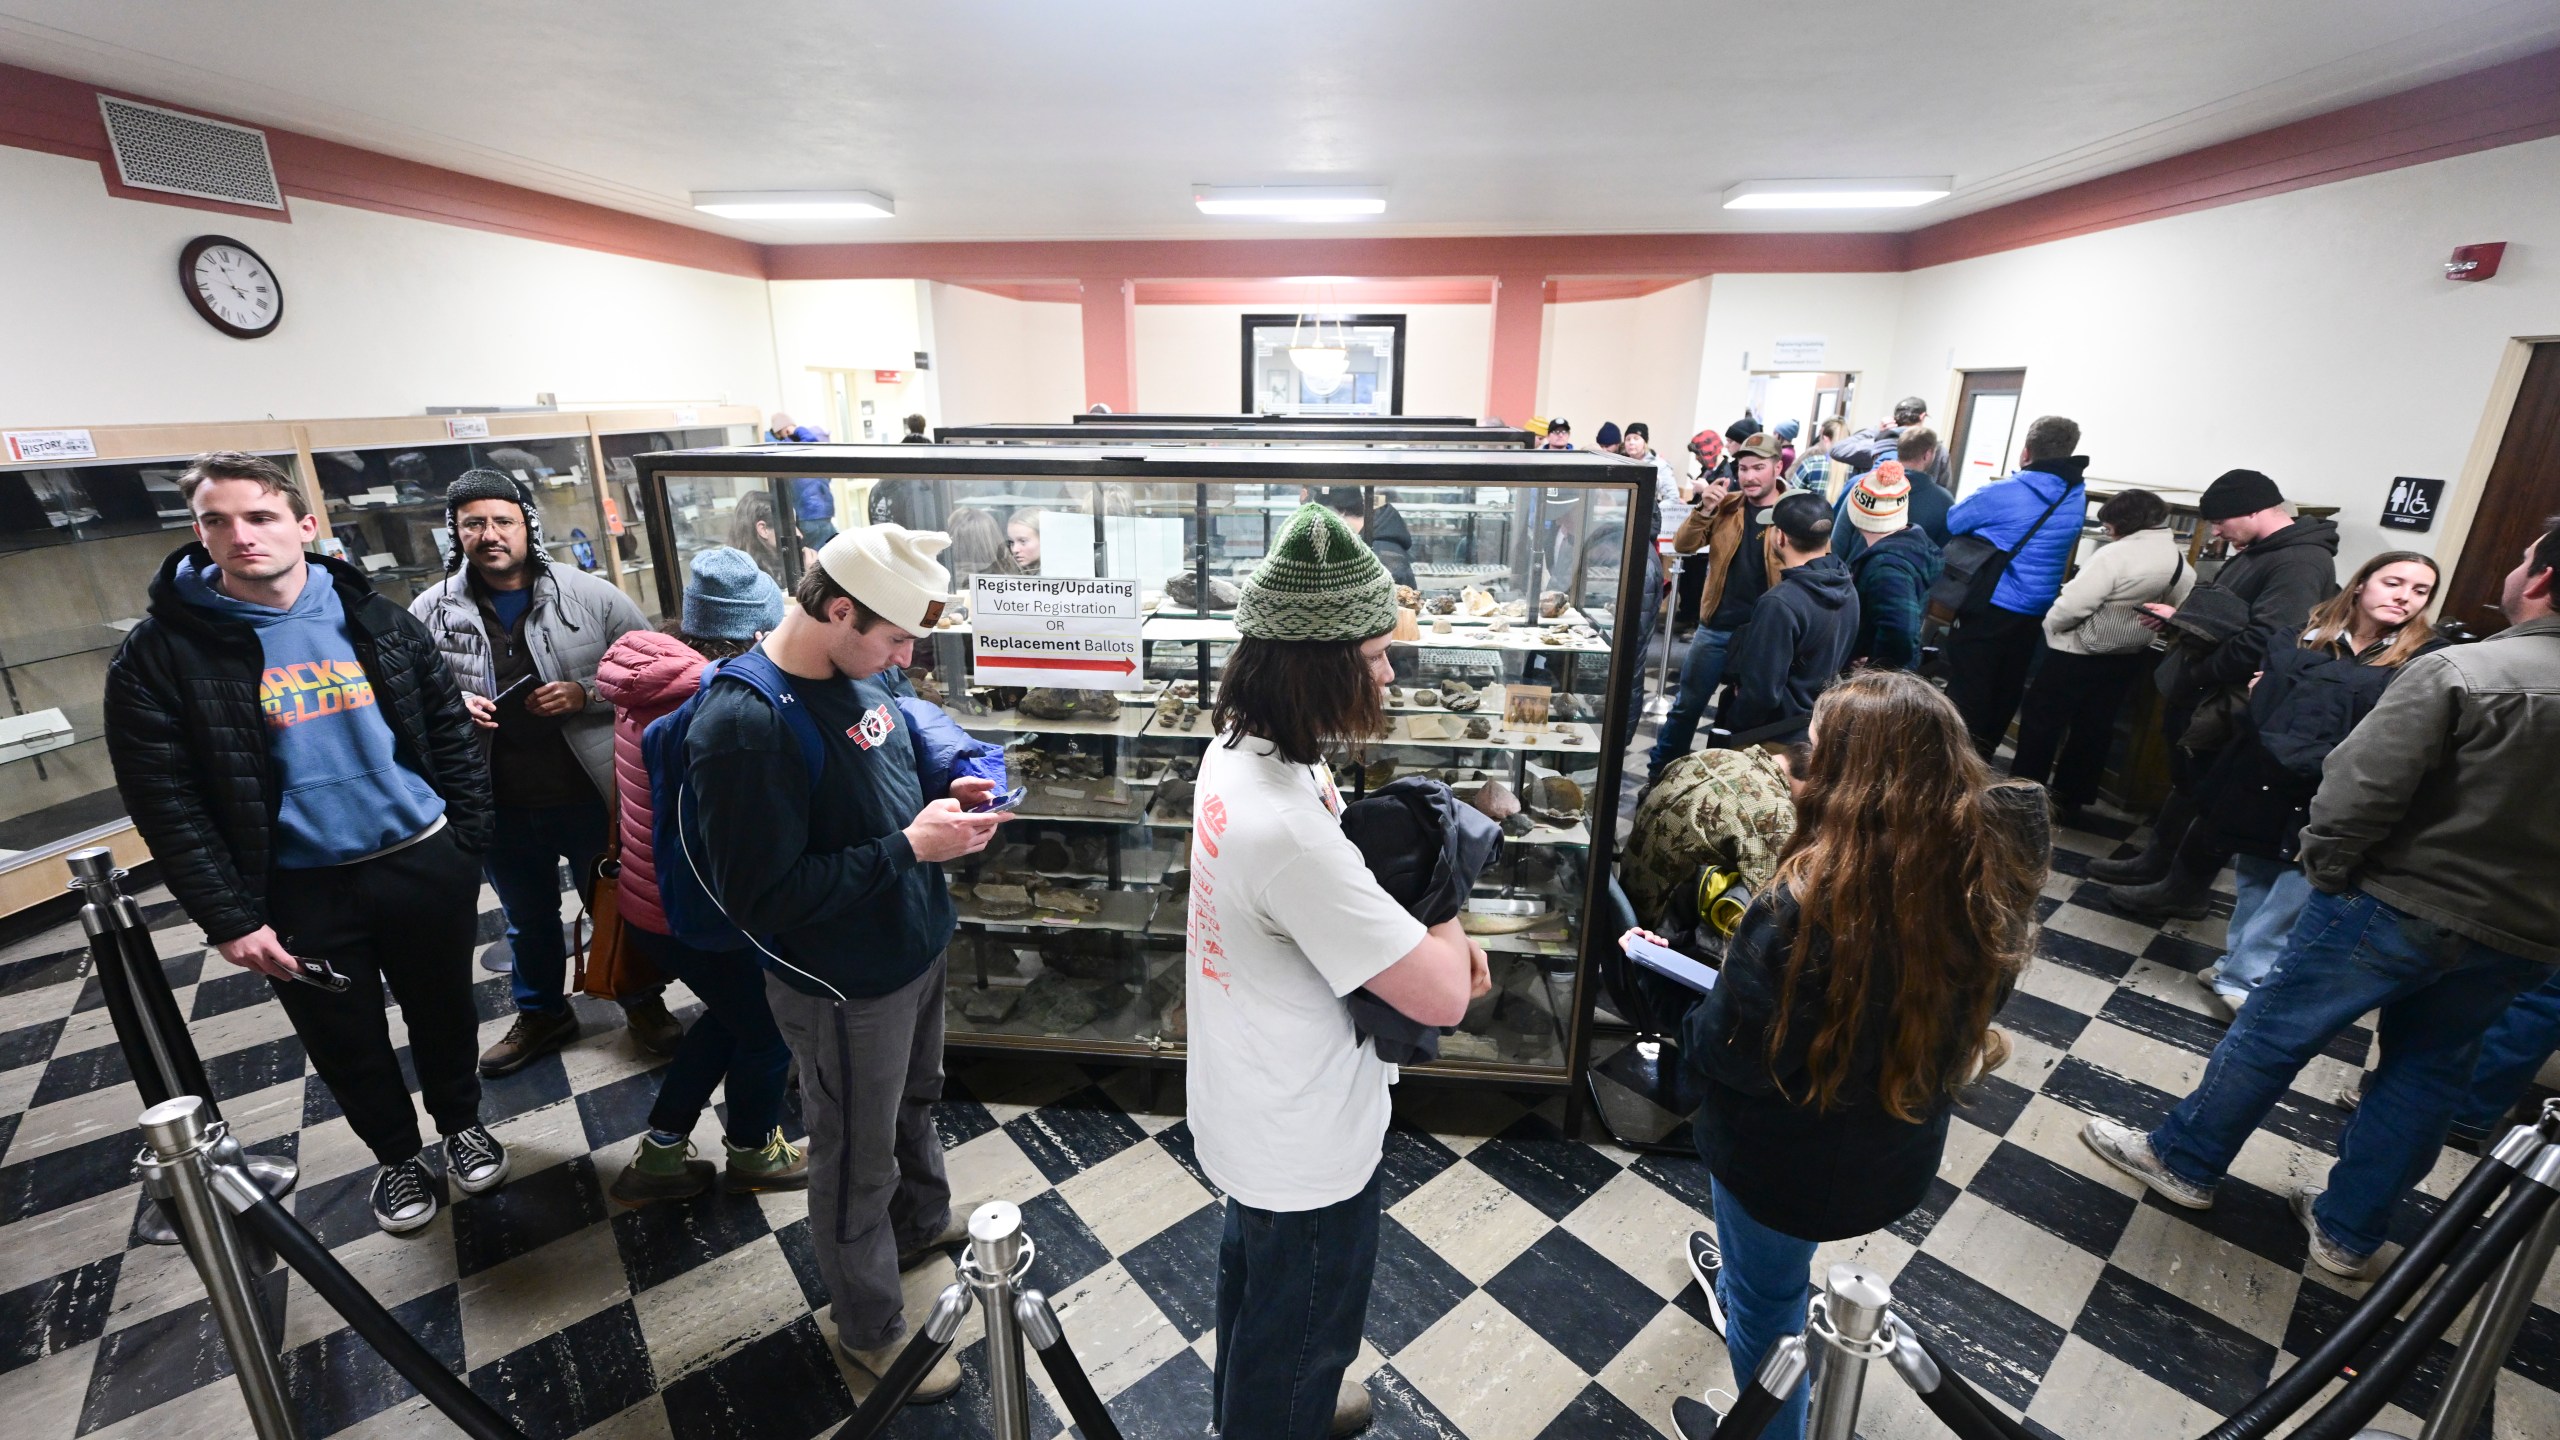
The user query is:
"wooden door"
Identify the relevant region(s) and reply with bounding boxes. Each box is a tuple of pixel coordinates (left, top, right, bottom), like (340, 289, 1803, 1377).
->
(2444, 343, 2560, 637)
(1948, 368, 2027, 496)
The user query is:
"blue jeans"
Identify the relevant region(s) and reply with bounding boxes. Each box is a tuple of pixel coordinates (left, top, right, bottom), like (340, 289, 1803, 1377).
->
(2455, 972, 2560, 1135)
(629, 928, 791, 1146)
(2214, 856, 2313, 1001)
(2150, 887, 2553, 1257)
(1711, 1177, 1815, 1440)
(1213, 1166, 1382, 1440)
(1649, 627, 1735, 781)
(484, 798, 621, 1015)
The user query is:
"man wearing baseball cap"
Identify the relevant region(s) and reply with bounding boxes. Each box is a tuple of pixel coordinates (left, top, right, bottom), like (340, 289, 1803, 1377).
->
(682, 522, 1004, 1401)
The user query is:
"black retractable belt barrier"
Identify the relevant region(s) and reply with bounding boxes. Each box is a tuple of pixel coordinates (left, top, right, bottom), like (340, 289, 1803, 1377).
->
(1705, 1335, 1808, 1440)
(1014, 1288, 1123, 1440)
(2203, 1124, 2541, 1440)
(1894, 1326, 2034, 1440)
(835, 1282, 974, 1440)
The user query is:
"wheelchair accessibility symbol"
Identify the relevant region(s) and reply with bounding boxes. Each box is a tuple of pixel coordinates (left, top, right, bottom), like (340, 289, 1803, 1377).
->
(2381, 476, 2444, 533)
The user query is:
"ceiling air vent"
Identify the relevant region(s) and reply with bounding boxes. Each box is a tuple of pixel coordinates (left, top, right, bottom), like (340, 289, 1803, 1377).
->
(97, 95, 284, 210)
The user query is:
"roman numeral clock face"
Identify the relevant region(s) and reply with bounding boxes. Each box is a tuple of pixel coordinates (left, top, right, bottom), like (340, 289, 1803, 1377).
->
(179, 235, 283, 338)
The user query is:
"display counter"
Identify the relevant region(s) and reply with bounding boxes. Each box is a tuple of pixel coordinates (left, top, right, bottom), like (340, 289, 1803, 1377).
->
(631, 442, 1649, 1093)
(936, 421, 1535, 448)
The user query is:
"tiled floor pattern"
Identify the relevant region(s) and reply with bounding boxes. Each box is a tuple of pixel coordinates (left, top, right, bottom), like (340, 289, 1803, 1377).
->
(0, 824, 2554, 1440)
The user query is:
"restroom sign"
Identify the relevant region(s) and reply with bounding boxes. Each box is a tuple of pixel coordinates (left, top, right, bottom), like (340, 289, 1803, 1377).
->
(2380, 476, 2443, 533)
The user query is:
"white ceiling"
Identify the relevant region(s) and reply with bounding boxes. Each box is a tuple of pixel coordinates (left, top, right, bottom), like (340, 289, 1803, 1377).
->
(3, 1, 2555, 246)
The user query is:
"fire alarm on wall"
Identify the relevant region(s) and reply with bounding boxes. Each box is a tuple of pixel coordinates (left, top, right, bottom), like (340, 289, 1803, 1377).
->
(2446, 242, 2506, 282)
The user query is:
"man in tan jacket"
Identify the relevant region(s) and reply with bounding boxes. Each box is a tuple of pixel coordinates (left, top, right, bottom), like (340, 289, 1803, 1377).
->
(2084, 518, 2560, 1281)
(1648, 434, 1789, 784)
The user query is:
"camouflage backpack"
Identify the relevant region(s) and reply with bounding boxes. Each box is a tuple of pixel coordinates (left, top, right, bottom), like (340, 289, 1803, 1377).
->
(1622, 748, 1796, 929)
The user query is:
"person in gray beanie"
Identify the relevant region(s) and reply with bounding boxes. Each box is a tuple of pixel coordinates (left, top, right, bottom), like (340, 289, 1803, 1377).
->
(409, 470, 669, 1071)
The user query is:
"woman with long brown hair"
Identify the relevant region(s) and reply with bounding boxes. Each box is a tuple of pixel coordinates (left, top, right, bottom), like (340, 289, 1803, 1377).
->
(1675, 669, 2047, 1440)
(2099, 551, 2442, 1009)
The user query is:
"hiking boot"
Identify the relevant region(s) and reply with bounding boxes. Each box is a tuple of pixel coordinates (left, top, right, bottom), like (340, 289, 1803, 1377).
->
(2081, 1118, 2215, 1209)
(2098, 868, 2215, 922)
(443, 1124, 510, 1195)
(479, 1008, 578, 1077)
(2292, 1188, 2377, 1279)
(622, 996, 684, 1057)
(1330, 1376, 1373, 1437)
(724, 1128, 810, 1194)
(1684, 1230, 1726, 1338)
(842, 1338, 962, 1403)
(371, 1155, 440, 1235)
(611, 1134, 715, 1207)
(2084, 851, 2170, 886)
(898, 1212, 971, 1271)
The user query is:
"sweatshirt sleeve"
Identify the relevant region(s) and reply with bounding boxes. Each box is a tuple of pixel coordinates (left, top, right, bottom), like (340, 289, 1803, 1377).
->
(685, 693, 919, 936)
(2041, 543, 2112, 642)
(1722, 593, 1803, 732)
(1679, 900, 1792, 1098)
(2297, 653, 2458, 893)
(1864, 561, 1924, 671)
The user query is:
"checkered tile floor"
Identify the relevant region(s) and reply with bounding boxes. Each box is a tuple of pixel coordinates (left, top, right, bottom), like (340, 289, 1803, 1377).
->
(1, 822, 2555, 1440)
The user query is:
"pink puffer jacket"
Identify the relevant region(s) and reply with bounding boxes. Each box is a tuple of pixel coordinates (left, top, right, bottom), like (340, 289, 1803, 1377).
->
(595, 630, 707, 936)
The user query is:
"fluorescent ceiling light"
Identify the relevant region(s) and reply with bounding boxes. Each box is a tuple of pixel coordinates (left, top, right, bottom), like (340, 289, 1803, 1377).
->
(1721, 178, 1952, 211)
(1194, 185, 1387, 220)
(690, 189, 894, 220)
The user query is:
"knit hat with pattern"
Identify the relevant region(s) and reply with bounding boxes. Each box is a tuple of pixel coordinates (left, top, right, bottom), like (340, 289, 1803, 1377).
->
(1237, 503, 1396, 642)
(443, 468, 545, 572)
(1848, 461, 1913, 534)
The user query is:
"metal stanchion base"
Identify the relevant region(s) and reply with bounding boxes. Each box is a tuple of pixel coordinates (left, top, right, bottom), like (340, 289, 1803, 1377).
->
(135, 1153, 296, 1245)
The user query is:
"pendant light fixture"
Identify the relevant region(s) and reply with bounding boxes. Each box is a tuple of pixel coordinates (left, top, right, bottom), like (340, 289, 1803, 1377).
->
(1287, 310, 1351, 397)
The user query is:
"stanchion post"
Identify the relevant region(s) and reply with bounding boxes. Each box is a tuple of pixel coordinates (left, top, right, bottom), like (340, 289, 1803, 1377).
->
(2420, 1164, 2560, 1440)
(137, 1096, 303, 1440)
(967, 1200, 1035, 1440)
(1806, 1264, 1893, 1440)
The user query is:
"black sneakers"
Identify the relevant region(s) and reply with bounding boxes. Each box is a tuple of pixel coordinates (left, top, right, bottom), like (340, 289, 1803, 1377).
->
(1685, 1230, 1726, 1338)
(371, 1156, 438, 1235)
(445, 1124, 510, 1195)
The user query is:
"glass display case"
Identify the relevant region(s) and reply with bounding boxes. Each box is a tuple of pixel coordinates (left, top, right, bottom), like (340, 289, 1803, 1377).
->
(308, 430, 605, 608)
(595, 418, 758, 620)
(633, 443, 1648, 1092)
(936, 421, 1534, 448)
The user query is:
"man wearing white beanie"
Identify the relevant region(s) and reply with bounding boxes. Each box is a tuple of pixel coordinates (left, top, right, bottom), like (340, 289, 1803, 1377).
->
(681, 522, 1004, 1401)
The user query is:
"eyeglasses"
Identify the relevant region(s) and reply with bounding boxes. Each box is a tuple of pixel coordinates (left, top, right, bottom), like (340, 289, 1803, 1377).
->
(458, 516, 525, 536)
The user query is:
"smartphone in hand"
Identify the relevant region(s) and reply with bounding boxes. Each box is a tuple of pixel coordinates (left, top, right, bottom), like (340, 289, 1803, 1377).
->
(972, 786, 1026, 814)
(488, 674, 536, 724)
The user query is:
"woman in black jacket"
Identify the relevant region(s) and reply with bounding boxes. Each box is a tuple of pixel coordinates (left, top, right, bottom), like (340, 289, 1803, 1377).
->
(1664, 670, 2046, 1440)
(2101, 552, 2440, 1007)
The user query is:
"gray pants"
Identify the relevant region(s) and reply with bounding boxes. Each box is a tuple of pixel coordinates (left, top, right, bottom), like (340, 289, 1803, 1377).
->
(764, 955, 953, 1351)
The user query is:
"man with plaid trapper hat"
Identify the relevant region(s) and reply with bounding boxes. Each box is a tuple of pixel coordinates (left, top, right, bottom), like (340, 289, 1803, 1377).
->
(1191, 504, 1489, 1438)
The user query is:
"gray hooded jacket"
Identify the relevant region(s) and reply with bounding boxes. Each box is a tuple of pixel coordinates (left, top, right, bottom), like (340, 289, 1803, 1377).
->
(408, 563, 647, 802)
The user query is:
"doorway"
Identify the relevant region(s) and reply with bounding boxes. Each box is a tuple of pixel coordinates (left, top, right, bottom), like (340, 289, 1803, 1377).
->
(1741, 371, 1856, 439)
(2443, 342, 2560, 638)
(1947, 368, 2026, 496)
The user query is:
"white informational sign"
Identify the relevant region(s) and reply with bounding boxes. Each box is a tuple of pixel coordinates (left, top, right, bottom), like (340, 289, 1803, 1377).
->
(1768, 335, 1828, 368)
(673, 406, 700, 425)
(3, 428, 98, 462)
(444, 416, 491, 440)
(1104, 515, 1185, 586)
(1958, 393, 2021, 491)
(970, 576, 1145, 690)
(1037, 510, 1098, 578)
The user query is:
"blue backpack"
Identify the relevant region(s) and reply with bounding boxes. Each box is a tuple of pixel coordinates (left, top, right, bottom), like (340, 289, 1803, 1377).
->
(643, 650, 825, 953)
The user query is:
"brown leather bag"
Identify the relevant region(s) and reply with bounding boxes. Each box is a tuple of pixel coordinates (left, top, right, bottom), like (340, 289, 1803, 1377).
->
(573, 832, 663, 1001)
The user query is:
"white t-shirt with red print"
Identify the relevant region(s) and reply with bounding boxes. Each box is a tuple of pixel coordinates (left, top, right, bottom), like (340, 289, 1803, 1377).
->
(1186, 733, 1428, 1212)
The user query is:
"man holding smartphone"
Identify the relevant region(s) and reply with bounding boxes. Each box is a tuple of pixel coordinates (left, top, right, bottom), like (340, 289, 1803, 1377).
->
(408, 470, 663, 1075)
(106, 452, 506, 1236)
(683, 522, 1004, 1401)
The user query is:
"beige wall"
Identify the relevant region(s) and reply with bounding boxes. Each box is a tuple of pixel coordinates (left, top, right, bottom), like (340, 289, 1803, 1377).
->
(1538, 280, 1713, 453)
(928, 283, 1085, 427)
(1132, 303, 1494, 418)
(765, 278, 934, 436)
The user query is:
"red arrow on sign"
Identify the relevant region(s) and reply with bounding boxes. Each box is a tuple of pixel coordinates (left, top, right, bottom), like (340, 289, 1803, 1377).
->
(977, 655, 1136, 674)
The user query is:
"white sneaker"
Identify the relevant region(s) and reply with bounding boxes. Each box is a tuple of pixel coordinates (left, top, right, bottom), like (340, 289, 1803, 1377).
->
(2292, 1188, 2378, 1280)
(370, 1156, 439, 1235)
(2080, 1118, 2215, 1208)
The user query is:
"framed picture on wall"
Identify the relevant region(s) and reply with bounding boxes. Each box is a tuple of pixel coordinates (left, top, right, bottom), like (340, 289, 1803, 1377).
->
(1240, 313, 1408, 417)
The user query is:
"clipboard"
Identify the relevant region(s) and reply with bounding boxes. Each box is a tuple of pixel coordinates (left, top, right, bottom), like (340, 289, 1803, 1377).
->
(1625, 935, 1720, 993)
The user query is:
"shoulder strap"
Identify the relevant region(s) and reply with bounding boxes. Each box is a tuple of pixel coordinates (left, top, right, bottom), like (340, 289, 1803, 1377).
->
(2011, 480, 2077, 554)
(706, 651, 826, 787)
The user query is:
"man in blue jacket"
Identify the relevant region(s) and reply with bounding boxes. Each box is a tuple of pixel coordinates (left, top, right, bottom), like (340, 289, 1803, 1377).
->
(1942, 416, 2091, 758)
(684, 523, 1006, 1401)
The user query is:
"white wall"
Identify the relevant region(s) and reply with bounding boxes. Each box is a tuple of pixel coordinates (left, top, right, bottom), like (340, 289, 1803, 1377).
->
(1132, 302, 1493, 418)
(1537, 280, 1712, 450)
(765, 278, 928, 431)
(0, 144, 779, 427)
(928, 283, 1084, 427)
(1692, 272, 1909, 435)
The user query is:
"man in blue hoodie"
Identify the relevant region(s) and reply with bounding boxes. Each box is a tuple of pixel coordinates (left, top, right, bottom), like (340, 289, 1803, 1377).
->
(1941, 416, 2092, 758)
(105, 453, 505, 1238)
(1715, 492, 1860, 740)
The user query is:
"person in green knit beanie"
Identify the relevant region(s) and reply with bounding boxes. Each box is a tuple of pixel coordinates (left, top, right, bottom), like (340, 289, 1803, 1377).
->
(1191, 501, 1489, 1439)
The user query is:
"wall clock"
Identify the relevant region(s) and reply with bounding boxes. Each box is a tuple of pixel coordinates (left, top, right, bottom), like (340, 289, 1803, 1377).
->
(178, 235, 283, 339)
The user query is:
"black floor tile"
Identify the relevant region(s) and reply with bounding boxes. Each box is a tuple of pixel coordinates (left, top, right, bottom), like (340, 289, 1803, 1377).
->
(1152, 1121, 1212, 1194)
(1968, 1142, 2138, 1256)
(1005, 1086, 1147, 1185)
(1889, 1176, 1964, 1246)
(2074, 1264, 2277, 1414)
(1532, 1382, 1659, 1440)
(0, 1128, 142, 1225)
(1365, 1362, 1468, 1440)
(190, 969, 276, 1020)
(2141, 931, 2223, 974)
(1483, 1227, 1662, 1374)
(450, 1155, 608, 1276)
(611, 1185, 774, 1295)
(774, 1217, 831, 1312)
(1955, 1072, 2034, 1136)
(1019, 1186, 1115, 1295)
(205, 1032, 306, 1101)
(1101, 1344, 1213, 1440)
(2098, 989, 2228, 1058)
(2039, 930, 2139, 982)
(476, 1051, 573, 1125)
(1889, 1251, 2068, 1410)
(1464, 1112, 1620, 1221)
(294, 1164, 389, 1252)
(283, 1283, 463, 1437)
(2145, 1172, 2307, 1270)
(30, 1044, 128, 1109)
(1998, 990, 2092, 1051)
(2039, 1056, 2181, 1132)
(1366, 1214, 1475, 1354)
(574, 1065, 673, 1153)
(0, 1252, 120, 1375)
(1377, 1127, 1462, 1211)
(0, 1016, 65, 1072)
(0, 946, 87, 995)
(75, 1268, 288, 1432)
(880, 1336, 1065, 1440)
(932, 1094, 999, 1151)
(2260, 1088, 2351, 1156)
(1118, 1199, 1225, 1341)
(467, 1300, 658, 1440)
(1628, 1150, 1717, 1216)
(658, 1313, 851, 1440)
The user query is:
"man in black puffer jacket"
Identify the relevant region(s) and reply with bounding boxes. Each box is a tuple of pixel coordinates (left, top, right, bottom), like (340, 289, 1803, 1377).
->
(105, 453, 502, 1239)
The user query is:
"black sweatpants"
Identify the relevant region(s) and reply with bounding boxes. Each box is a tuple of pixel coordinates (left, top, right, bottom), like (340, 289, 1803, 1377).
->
(1943, 606, 2046, 760)
(2010, 649, 2148, 807)
(265, 825, 486, 1166)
